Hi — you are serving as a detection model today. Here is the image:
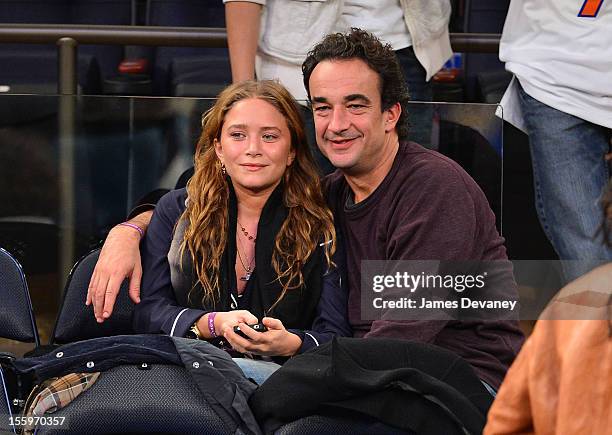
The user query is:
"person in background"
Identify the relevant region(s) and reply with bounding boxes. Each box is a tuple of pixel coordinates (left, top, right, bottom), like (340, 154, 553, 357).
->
(484, 180, 612, 435)
(498, 0, 612, 282)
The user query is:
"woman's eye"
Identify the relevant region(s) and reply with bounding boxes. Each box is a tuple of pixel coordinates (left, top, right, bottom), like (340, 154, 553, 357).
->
(262, 133, 278, 141)
(230, 132, 246, 139)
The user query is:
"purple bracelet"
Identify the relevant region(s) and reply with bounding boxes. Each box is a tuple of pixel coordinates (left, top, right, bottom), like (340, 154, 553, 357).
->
(118, 222, 144, 238)
(208, 312, 218, 338)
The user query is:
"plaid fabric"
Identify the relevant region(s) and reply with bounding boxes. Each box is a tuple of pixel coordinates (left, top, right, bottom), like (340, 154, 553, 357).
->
(22, 372, 100, 434)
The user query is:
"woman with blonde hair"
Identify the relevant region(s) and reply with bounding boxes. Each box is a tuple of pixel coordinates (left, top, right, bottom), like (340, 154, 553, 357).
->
(133, 80, 350, 383)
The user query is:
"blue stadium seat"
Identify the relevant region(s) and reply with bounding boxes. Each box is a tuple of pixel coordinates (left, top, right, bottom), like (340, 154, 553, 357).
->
(0, 0, 135, 94)
(463, 0, 511, 102)
(0, 247, 40, 345)
(71, 0, 135, 82)
(0, 247, 39, 433)
(51, 248, 134, 344)
(147, 0, 231, 96)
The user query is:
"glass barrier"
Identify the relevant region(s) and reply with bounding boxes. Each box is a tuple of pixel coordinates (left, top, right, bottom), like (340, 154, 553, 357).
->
(0, 95, 508, 353)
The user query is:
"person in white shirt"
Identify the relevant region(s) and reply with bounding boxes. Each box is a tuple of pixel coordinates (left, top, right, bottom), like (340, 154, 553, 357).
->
(498, 0, 612, 282)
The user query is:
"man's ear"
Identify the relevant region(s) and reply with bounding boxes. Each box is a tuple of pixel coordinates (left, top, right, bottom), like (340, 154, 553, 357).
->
(384, 102, 401, 133)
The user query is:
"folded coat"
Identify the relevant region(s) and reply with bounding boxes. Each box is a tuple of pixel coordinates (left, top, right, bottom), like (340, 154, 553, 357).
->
(250, 337, 493, 435)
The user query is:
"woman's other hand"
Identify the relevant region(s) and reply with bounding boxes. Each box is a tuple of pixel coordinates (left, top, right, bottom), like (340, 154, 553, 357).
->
(223, 317, 302, 357)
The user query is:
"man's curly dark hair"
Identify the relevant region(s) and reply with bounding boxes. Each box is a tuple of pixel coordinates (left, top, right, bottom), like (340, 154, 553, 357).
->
(302, 28, 411, 142)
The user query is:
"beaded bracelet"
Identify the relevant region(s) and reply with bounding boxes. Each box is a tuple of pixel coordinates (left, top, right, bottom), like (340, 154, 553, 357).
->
(208, 312, 218, 338)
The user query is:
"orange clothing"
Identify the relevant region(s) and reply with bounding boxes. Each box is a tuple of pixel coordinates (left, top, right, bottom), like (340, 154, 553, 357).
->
(484, 264, 612, 435)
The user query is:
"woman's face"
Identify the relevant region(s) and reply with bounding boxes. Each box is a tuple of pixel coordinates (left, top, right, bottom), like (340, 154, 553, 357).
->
(215, 98, 295, 195)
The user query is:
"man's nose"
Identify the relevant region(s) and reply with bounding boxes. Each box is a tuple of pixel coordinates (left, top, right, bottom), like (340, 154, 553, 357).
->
(328, 108, 349, 133)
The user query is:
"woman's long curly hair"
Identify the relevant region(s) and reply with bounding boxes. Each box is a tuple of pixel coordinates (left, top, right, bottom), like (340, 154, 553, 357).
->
(180, 80, 336, 307)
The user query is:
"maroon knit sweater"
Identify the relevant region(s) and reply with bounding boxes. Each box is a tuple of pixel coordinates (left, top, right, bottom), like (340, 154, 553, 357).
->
(324, 142, 524, 388)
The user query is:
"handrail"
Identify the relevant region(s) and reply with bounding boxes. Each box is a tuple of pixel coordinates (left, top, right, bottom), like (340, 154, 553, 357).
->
(0, 24, 228, 47)
(0, 24, 499, 51)
(0, 23, 502, 286)
(0, 24, 501, 94)
(450, 33, 500, 54)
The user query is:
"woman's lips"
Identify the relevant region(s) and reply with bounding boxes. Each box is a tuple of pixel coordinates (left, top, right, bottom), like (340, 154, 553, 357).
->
(240, 163, 267, 171)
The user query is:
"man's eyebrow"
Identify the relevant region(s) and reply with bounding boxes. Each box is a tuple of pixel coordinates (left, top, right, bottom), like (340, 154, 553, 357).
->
(344, 94, 371, 104)
(311, 96, 329, 104)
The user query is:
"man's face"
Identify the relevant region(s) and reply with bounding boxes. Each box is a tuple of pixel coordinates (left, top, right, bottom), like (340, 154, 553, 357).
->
(308, 58, 399, 176)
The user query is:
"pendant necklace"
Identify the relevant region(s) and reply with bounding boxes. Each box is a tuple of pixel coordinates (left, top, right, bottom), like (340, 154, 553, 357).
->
(236, 220, 256, 281)
(238, 220, 257, 242)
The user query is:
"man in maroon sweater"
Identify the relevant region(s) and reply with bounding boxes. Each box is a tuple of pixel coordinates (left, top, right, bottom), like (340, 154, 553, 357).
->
(301, 29, 523, 390)
(89, 29, 523, 390)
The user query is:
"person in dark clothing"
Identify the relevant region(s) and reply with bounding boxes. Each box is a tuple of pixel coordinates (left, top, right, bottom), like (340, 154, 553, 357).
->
(88, 30, 523, 391)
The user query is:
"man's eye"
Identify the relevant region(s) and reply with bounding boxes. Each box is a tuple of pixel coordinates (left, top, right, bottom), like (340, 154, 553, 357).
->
(348, 104, 365, 110)
(313, 106, 330, 113)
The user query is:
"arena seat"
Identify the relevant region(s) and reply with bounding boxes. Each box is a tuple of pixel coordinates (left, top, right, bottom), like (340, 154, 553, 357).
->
(274, 413, 412, 435)
(463, 0, 511, 101)
(0, 360, 15, 434)
(0, 247, 40, 346)
(71, 0, 135, 83)
(33, 364, 237, 435)
(0, 0, 135, 94)
(51, 248, 135, 344)
(0, 246, 39, 433)
(146, 0, 231, 96)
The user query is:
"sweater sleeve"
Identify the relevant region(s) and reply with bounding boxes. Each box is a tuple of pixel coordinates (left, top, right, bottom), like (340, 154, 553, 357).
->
(132, 190, 207, 337)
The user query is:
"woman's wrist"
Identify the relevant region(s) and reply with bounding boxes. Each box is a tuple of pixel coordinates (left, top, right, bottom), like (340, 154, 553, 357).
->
(281, 331, 303, 357)
(196, 313, 217, 340)
(207, 312, 218, 338)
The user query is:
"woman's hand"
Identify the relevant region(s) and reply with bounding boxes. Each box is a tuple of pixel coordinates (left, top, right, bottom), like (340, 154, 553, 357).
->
(223, 317, 302, 357)
(200, 310, 259, 339)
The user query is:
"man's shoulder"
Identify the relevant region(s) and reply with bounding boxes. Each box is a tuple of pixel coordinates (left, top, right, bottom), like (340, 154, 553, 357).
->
(396, 142, 483, 198)
(397, 142, 468, 181)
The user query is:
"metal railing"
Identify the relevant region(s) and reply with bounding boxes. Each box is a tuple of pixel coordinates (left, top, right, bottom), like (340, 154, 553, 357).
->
(0, 24, 501, 94)
(0, 24, 501, 278)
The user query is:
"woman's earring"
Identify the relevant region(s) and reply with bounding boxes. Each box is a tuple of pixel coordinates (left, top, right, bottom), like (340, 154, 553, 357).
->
(221, 164, 226, 176)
